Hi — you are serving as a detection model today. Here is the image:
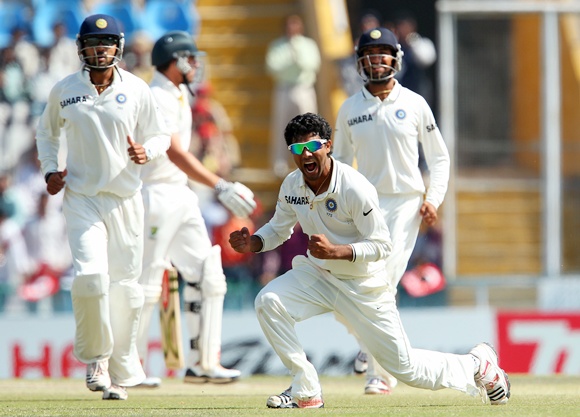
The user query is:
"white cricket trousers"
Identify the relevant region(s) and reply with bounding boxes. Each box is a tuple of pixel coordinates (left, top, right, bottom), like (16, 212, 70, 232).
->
(63, 189, 145, 387)
(255, 255, 479, 401)
(379, 193, 424, 291)
(139, 183, 212, 298)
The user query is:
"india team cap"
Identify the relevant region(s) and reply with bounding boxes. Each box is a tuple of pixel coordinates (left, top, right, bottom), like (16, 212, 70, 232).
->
(78, 14, 122, 39)
(357, 27, 398, 54)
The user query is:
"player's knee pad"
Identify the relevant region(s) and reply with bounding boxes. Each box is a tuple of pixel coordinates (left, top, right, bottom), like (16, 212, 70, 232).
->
(200, 245, 227, 297)
(198, 294, 224, 371)
(71, 273, 109, 298)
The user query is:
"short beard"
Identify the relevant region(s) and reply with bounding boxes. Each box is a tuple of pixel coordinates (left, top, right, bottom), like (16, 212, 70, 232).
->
(91, 66, 110, 72)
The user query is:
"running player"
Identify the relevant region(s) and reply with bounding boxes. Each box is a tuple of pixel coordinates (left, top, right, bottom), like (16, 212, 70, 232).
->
(35, 14, 171, 400)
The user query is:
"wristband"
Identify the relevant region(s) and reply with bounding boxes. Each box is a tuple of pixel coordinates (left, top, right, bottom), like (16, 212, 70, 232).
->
(44, 171, 56, 183)
(214, 178, 228, 193)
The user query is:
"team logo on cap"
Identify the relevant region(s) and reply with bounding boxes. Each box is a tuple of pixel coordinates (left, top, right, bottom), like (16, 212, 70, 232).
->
(370, 29, 382, 39)
(96, 18, 108, 29)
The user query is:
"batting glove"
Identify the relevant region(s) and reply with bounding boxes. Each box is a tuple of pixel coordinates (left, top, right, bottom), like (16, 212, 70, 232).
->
(215, 179, 257, 218)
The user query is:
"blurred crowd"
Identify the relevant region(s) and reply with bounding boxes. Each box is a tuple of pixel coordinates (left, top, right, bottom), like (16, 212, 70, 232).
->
(0, 1, 273, 314)
(1, 2, 445, 314)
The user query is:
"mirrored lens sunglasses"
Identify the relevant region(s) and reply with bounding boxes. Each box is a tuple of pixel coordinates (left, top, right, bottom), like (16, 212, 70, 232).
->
(83, 37, 117, 47)
(288, 139, 328, 155)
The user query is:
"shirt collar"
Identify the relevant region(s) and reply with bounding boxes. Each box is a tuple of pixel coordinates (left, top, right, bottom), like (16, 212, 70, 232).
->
(153, 70, 183, 99)
(81, 66, 122, 87)
(361, 78, 401, 102)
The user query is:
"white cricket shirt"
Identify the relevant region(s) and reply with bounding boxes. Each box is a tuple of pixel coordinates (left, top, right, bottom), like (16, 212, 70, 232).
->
(141, 71, 191, 186)
(255, 158, 392, 280)
(36, 67, 170, 197)
(333, 80, 450, 208)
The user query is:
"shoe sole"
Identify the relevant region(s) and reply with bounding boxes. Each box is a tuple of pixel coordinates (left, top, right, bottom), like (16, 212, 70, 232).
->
(87, 382, 109, 392)
(102, 386, 128, 400)
(292, 402, 324, 408)
(184, 376, 240, 384)
(365, 388, 391, 395)
(267, 402, 294, 409)
(102, 393, 127, 400)
(132, 382, 161, 389)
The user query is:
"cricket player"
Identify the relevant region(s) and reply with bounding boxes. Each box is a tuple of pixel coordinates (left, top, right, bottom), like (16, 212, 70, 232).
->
(135, 30, 256, 387)
(332, 27, 451, 395)
(228, 113, 509, 408)
(35, 14, 171, 400)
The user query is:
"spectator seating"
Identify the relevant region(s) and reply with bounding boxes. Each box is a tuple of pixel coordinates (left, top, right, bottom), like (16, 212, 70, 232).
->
(31, 1, 84, 48)
(141, 0, 196, 41)
(0, 2, 32, 48)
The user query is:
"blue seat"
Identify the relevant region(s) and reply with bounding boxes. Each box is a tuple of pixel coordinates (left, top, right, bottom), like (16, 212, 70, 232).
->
(90, 1, 140, 44)
(142, 0, 195, 41)
(0, 3, 32, 48)
(31, 1, 84, 48)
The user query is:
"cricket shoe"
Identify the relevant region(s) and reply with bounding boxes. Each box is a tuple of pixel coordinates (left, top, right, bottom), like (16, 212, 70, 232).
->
(470, 342, 511, 405)
(102, 384, 128, 400)
(292, 394, 324, 409)
(184, 364, 241, 384)
(133, 376, 161, 388)
(364, 377, 392, 395)
(86, 360, 111, 392)
(266, 386, 293, 408)
(354, 350, 368, 374)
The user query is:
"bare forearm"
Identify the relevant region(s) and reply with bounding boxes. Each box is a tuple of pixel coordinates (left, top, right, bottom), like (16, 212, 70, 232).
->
(167, 146, 221, 188)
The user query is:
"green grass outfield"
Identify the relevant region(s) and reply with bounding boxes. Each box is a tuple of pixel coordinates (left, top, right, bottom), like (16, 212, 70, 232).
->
(1, 374, 579, 417)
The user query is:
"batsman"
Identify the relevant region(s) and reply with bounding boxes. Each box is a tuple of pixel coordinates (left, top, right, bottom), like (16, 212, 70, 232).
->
(135, 31, 257, 387)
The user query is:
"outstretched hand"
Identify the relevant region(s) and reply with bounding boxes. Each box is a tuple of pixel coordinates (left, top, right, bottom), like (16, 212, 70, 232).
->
(127, 136, 148, 164)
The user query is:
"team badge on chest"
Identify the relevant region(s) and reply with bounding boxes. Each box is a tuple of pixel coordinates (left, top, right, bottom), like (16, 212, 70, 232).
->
(325, 198, 337, 212)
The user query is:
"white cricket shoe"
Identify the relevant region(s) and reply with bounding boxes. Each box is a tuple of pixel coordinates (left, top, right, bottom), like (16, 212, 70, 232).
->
(354, 350, 368, 374)
(470, 343, 511, 405)
(267, 386, 293, 408)
(134, 376, 161, 388)
(364, 377, 392, 395)
(184, 364, 241, 384)
(102, 384, 128, 400)
(86, 360, 111, 392)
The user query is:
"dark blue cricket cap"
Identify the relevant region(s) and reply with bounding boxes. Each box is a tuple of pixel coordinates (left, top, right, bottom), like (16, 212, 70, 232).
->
(78, 14, 122, 39)
(356, 27, 398, 55)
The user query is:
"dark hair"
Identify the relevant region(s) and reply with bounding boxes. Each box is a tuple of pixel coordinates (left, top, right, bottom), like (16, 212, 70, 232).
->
(283, 113, 332, 146)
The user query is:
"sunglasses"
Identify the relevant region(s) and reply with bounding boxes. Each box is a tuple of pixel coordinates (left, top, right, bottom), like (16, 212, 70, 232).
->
(83, 37, 117, 47)
(288, 139, 328, 155)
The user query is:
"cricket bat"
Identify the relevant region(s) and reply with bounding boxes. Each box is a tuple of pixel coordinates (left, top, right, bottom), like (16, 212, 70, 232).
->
(159, 267, 184, 370)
